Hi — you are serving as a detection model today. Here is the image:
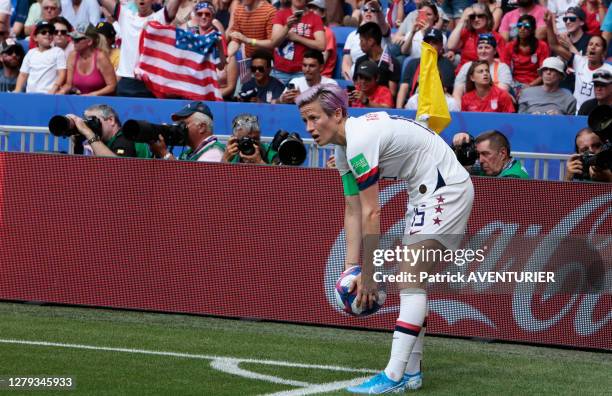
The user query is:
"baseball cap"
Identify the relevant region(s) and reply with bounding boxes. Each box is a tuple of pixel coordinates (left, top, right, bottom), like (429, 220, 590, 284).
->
(592, 70, 612, 85)
(307, 0, 326, 9)
(0, 38, 21, 54)
(565, 7, 586, 21)
(70, 23, 98, 40)
(537, 57, 566, 78)
(477, 33, 497, 48)
(355, 60, 379, 79)
(171, 101, 214, 121)
(34, 21, 55, 35)
(95, 22, 116, 39)
(423, 28, 443, 43)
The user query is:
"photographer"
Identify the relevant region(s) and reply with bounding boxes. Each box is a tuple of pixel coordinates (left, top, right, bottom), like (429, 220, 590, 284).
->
(452, 130, 529, 178)
(149, 101, 224, 162)
(222, 114, 277, 164)
(564, 128, 612, 183)
(65, 104, 150, 158)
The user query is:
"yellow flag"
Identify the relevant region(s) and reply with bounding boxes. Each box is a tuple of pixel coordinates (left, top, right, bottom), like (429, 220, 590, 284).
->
(416, 41, 451, 134)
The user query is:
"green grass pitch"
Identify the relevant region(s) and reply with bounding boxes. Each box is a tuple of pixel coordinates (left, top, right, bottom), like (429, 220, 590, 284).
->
(0, 302, 610, 395)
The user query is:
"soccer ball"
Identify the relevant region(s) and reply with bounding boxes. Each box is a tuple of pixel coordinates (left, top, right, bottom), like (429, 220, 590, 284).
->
(335, 266, 386, 316)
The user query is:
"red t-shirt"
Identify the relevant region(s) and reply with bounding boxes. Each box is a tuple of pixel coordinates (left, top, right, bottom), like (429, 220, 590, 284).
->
(455, 29, 507, 74)
(461, 85, 515, 113)
(272, 9, 324, 73)
(321, 26, 337, 78)
(350, 85, 394, 108)
(582, 5, 606, 36)
(503, 40, 549, 84)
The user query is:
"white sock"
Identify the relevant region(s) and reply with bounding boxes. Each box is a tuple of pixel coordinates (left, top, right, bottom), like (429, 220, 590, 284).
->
(383, 289, 427, 382)
(405, 319, 426, 375)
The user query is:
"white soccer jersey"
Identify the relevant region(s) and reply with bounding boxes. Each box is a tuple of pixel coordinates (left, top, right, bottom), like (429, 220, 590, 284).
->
(335, 112, 470, 203)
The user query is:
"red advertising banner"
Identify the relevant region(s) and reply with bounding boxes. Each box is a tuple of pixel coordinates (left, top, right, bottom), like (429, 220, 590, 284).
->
(0, 153, 610, 350)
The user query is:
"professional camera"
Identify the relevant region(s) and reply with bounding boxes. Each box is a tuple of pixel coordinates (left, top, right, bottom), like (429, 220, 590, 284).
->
(48, 115, 102, 137)
(237, 136, 257, 156)
(238, 87, 258, 102)
(453, 136, 478, 167)
(271, 130, 307, 166)
(583, 105, 612, 172)
(122, 120, 187, 146)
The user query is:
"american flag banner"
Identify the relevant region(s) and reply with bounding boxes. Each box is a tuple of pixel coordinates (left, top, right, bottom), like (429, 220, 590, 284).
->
(238, 58, 252, 85)
(379, 45, 394, 73)
(135, 21, 223, 101)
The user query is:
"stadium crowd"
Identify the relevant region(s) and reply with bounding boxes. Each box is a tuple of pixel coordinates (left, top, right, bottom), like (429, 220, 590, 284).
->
(0, 0, 611, 181)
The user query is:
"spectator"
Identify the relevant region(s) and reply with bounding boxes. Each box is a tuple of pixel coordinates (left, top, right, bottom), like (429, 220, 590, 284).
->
(564, 127, 612, 182)
(280, 49, 337, 104)
(547, 0, 580, 34)
(477, 0, 503, 31)
(397, 27, 455, 108)
(226, 0, 276, 58)
(98, 0, 180, 97)
(499, 0, 547, 41)
(400, 1, 446, 59)
(503, 14, 549, 89)
(95, 21, 119, 70)
(391, 0, 444, 56)
(558, 7, 591, 54)
(66, 104, 151, 158)
(222, 113, 278, 164)
(10, 0, 30, 38)
(354, 22, 401, 97)
(603, 7, 612, 45)
(546, 12, 612, 109)
(348, 59, 394, 108)
(238, 49, 285, 103)
(582, 0, 608, 37)
(578, 70, 612, 115)
(342, 0, 390, 80)
(51, 16, 74, 58)
(270, 0, 326, 85)
(59, 23, 116, 96)
(0, 39, 26, 92)
(452, 130, 530, 178)
(212, 0, 233, 30)
(60, 0, 100, 28)
(442, 0, 476, 29)
(150, 101, 224, 162)
(14, 21, 67, 94)
(461, 60, 515, 113)
(173, 0, 197, 29)
(453, 33, 512, 106)
(26, 0, 62, 46)
(447, 4, 507, 75)
(518, 57, 577, 115)
(306, 0, 336, 78)
(0, 0, 9, 38)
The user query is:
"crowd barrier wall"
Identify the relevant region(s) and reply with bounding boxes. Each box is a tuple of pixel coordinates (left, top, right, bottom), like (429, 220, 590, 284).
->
(0, 152, 609, 350)
(0, 93, 587, 156)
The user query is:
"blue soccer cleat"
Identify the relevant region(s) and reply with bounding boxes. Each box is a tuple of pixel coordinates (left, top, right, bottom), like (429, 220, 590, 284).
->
(346, 371, 405, 394)
(401, 372, 422, 390)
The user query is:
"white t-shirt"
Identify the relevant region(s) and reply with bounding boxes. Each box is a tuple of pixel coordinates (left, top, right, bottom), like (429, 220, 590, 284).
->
(20, 47, 67, 93)
(61, 0, 101, 28)
(547, 0, 579, 33)
(116, 5, 168, 78)
(285, 76, 338, 93)
(0, 0, 11, 15)
(572, 54, 612, 110)
(456, 59, 513, 87)
(334, 112, 469, 202)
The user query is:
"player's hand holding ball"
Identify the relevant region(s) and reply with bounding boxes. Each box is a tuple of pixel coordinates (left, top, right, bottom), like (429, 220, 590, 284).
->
(335, 266, 386, 316)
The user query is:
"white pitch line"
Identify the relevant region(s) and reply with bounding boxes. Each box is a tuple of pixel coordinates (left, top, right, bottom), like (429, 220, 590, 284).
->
(210, 358, 310, 387)
(0, 339, 377, 374)
(262, 377, 371, 396)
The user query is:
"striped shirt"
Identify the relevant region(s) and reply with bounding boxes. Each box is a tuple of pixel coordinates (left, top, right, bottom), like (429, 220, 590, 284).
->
(232, 1, 277, 58)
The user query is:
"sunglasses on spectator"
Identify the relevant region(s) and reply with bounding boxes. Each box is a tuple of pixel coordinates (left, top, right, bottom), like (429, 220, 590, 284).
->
(362, 7, 379, 13)
(593, 82, 609, 87)
(469, 14, 487, 20)
(55, 29, 68, 35)
(250, 66, 266, 73)
(37, 30, 52, 36)
(516, 22, 532, 29)
(562, 16, 577, 23)
(196, 11, 213, 17)
(43, 6, 58, 10)
(2, 48, 19, 56)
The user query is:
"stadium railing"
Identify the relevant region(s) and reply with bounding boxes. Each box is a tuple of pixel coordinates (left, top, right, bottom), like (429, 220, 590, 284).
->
(0, 125, 572, 180)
